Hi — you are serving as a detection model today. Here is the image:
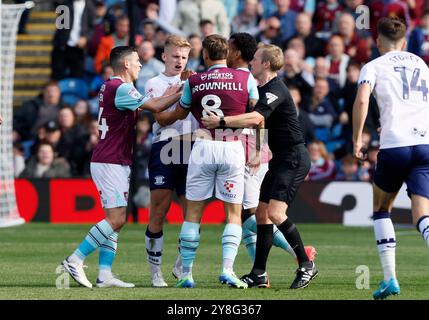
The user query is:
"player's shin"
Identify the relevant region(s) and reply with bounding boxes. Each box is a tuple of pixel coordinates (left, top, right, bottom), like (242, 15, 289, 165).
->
(416, 215, 429, 246)
(222, 223, 243, 272)
(373, 211, 397, 281)
(70, 219, 115, 263)
(179, 221, 200, 277)
(98, 232, 118, 280)
(242, 215, 257, 261)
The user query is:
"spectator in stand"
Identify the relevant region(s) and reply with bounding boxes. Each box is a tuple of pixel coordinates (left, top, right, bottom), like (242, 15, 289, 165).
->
(260, 0, 277, 18)
(76, 118, 100, 177)
(13, 81, 63, 142)
(136, 40, 165, 93)
(285, 12, 325, 58)
(94, 15, 142, 73)
(231, 0, 262, 36)
(187, 34, 206, 72)
(335, 154, 360, 181)
(343, 0, 370, 37)
(282, 48, 314, 110)
(289, 85, 315, 143)
(73, 100, 93, 131)
(141, 19, 157, 42)
(314, 56, 329, 79)
(89, 64, 114, 97)
(326, 35, 350, 96)
(308, 78, 337, 133)
(408, 10, 429, 64)
(290, 0, 316, 15)
(286, 36, 315, 69)
(271, 0, 298, 42)
(255, 16, 283, 46)
(336, 12, 372, 64)
(221, 0, 239, 22)
(307, 140, 336, 181)
(56, 107, 87, 170)
(154, 27, 169, 61)
(20, 142, 72, 178)
(87, 0, 115, 58)
(51, 0, 96, 80)
(313, 0, 343, 39)
(173, 0, 230, 38)
(200, 19, 216, 39)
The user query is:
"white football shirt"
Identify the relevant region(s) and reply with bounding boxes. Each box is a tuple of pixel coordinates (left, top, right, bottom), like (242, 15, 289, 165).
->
(358, 50, 429, 149)
(145, 73, 199, 143)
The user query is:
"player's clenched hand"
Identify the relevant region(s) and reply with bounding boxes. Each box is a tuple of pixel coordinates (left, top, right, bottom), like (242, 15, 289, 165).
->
(180, 70, 195, 81)
(201, 110, 220, 129)
(353, 142, 367, 161)
(247, 152, 261, 175)
(163, 83, 182, 96)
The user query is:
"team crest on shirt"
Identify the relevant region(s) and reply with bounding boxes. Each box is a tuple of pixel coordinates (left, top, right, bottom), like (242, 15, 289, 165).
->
(201, 74, 207, 81)
(265, 92, 278, 104)
(154, 175, 165, 185)
(224, 181, 234, 193)
(128, 88, 141, 99)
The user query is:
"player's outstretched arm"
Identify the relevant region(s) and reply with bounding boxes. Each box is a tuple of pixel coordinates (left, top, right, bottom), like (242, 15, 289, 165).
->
(140, 84, 183, 113)
(201, 109, 264, 129)
(156, 104, 190, 127)
(352, 83, 371, 160)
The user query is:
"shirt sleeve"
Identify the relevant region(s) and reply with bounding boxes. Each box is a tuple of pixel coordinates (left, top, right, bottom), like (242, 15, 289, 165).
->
(358, 63, 376, 92)
(254, 89, 282, 120)
(115, 83, 150, 111)
(247, 73, 259, 101)
(179, 79, 192, 109)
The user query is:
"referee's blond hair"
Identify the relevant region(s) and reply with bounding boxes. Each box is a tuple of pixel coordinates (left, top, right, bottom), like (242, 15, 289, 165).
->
(258, 44, 284, 72)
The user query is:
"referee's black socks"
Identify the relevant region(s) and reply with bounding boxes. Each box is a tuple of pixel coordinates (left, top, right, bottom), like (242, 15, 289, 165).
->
(252, 224, 273, 275)
(277, 218, 311, 267)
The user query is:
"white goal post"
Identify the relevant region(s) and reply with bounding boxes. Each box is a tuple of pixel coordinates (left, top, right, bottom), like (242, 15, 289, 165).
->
(0, 1, 34, 228)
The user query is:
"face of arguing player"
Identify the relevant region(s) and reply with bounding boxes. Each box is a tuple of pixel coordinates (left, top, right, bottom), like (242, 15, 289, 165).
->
(124, 51, 142, 82)
(162, 45, 190, 77)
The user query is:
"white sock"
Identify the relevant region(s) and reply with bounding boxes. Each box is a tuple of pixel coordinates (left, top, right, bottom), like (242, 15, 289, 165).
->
(417, 215, 429, 246)
(68, 253, 84, 264)
(373, 211, 396, 281)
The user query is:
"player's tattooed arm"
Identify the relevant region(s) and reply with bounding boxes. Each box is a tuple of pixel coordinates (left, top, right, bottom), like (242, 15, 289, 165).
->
(156, 104, 190, 127)
(352, 83, 371, 161)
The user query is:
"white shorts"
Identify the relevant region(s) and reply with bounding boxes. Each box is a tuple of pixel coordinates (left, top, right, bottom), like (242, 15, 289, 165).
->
(90, 162, 131, 209)
(186, 138, 245, 204)
(243, 162, 269, 210)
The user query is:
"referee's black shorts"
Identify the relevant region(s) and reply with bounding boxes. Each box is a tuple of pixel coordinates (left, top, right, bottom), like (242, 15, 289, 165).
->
(259, 143, 310, 205)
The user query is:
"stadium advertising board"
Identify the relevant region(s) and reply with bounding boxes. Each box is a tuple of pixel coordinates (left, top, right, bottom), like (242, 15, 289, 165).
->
(14, 179, 412, 226)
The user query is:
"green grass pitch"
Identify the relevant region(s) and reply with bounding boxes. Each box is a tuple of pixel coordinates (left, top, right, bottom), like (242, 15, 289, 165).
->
(0, 223, 428, 300)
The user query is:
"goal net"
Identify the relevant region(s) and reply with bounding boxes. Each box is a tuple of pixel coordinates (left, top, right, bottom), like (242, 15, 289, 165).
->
(0, 1, 34, 228)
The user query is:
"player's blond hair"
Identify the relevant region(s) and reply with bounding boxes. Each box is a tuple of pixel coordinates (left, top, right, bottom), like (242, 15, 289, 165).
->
(165, 35, 191, 50)
(258, 44, 284, 72)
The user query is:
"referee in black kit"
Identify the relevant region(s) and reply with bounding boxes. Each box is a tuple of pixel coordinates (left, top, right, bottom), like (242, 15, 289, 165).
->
(202, 44, 318, 289)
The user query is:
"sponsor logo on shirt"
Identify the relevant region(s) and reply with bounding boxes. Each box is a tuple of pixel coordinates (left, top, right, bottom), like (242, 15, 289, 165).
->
(154, 175, 165, 186)
(128, 87, 142, 99)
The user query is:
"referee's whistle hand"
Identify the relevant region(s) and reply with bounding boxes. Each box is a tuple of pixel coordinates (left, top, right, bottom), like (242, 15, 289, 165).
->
(201, 111, 220, 129)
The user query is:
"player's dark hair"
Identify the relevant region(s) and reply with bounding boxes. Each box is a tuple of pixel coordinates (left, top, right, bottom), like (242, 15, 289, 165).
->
(203, 34, 228, 61)
(377, 17, 406, 42)
(109, 46, 137, 70)
(229, 33, 258, 63)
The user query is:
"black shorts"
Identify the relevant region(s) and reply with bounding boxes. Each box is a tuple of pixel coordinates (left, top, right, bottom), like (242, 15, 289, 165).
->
(259, 143, 310, 205)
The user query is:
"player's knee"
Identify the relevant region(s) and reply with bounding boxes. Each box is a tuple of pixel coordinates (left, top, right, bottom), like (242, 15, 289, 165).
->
(109, 215, 127, 231)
